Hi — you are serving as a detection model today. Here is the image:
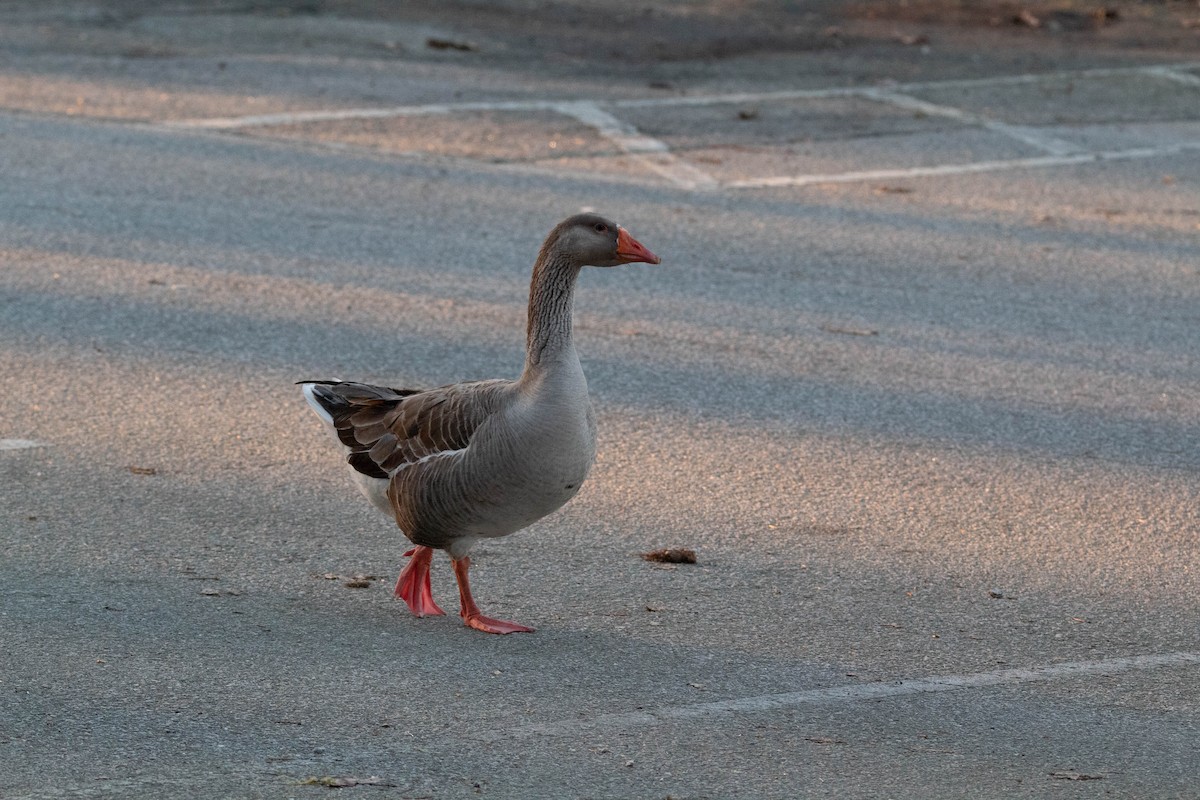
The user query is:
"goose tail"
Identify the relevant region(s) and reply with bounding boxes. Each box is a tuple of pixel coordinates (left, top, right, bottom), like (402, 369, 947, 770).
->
(297, 379, 342, 427)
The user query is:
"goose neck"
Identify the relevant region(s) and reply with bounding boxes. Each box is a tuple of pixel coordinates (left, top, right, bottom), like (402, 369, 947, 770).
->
(523, 252, 582, 374)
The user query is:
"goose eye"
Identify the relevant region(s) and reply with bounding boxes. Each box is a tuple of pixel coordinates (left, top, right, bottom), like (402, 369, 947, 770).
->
(593, 222, 608, 233)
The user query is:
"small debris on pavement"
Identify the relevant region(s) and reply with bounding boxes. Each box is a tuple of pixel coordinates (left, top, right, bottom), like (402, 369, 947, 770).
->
(127, 466, 157, 476)
(892, 31, 929, 46)
(1013, 8, 1118, 31)
(426, 37, 476, 52)
(641, 548, 697, 564)
(820, 323, 878, 337)
(298, 775, 397, 788)
(1014, 9, 1041, 28)
(1049, 770, 1105, 781)
(316, 573, 381, 588)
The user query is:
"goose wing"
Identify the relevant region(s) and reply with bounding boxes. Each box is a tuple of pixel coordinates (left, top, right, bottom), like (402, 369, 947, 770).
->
(300, 379, 510, 479)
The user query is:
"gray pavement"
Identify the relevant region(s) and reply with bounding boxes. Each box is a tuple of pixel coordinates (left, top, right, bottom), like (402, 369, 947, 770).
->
(2, 2, 1200, 798)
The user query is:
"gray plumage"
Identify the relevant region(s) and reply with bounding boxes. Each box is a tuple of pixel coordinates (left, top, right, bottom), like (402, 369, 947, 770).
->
(299, 213, 660, 633)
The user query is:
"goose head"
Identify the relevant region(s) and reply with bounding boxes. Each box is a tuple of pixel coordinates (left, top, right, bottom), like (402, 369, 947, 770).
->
(547, 213, 661, 268)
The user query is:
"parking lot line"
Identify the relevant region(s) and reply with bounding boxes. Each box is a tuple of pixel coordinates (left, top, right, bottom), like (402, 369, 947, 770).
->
(157, 60, 1200, 192)
(1147, 66, 1200, 88)
(859, 88, 1083, 156)
(166, 61, 1200, 130)
(872, 61, 1200, 93)
(0, 438, 48, 451)
(162, 99, 570, 130)
(553, 101, 720, 190)
(725, 142, 1200, 189)
(487, 651, 1200, 741)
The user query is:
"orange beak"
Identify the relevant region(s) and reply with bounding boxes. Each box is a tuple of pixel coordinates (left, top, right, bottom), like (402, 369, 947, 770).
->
(616, 226, 661, 265)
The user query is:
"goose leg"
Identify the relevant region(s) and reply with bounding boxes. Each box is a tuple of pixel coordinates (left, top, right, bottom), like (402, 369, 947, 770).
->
(394, 546, 445, 617)
(451, 556, 534, 634)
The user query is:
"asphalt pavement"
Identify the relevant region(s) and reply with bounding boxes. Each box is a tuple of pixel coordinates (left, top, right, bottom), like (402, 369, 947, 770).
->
(2, 2, 1199, 798)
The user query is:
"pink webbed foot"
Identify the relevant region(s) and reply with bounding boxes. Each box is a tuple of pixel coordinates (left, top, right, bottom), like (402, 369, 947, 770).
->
(462, 612, 536, 635)
(451, 556, 534, 634)
(394, 546, 445, 617)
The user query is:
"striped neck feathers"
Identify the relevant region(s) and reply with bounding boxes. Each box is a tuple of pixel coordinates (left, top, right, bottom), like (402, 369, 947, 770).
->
(524, 250, 582, 371)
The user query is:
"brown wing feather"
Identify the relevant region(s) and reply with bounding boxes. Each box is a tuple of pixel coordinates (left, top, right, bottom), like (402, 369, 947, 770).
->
(310, 380, 510, 478)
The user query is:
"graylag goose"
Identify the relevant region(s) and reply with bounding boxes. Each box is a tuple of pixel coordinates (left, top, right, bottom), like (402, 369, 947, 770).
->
(300, 213, 660, 633)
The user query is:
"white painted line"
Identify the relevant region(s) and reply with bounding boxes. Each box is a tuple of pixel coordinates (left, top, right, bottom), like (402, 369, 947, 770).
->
(0, 438, 48, 451)
(876, 61, 1200, 94)
(154, 60, 1200, 193)
(629, 152, 721, 190)
(1145, 66, 1200, 89)
(553, 101, 719, 190)
(727, 141, 1200, 189)
(552, 101, 669, 154)
(608, 61, 1200, 109)
(163, 100, 567, 130)
(165, 61, 1200, 132)
(611, 85, 864, 109)
(163, 96, 719, 190)
(860, 88, 1082, 156)
(163, 88, 862, 129)
(482, 652, 1200, 742)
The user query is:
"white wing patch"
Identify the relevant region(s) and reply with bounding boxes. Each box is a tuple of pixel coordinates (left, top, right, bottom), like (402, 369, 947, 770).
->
(301, 383, 336, 426)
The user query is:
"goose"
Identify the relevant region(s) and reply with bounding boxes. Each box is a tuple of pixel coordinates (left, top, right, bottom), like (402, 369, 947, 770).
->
(299, 213, 661, 633)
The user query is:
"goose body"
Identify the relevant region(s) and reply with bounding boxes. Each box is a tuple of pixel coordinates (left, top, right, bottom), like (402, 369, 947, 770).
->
(300, 213, 660, 633)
